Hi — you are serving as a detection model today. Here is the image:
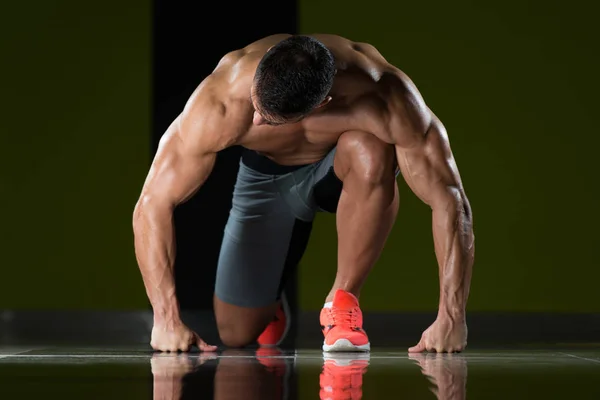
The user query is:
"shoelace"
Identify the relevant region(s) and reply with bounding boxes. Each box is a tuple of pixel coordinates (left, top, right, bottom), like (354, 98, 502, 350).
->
(331, 308, 358, 327)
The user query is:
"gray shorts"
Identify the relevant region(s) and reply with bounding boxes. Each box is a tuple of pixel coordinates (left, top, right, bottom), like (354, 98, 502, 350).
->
(214, 147, 341, 308)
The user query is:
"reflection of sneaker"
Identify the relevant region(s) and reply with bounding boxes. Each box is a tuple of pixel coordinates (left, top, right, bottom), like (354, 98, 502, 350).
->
(256, 347, 294, 400)
(257, 292, 291, 347)
(255, 347, 286, 377)
(320, 353, 370, 400)
(320, 290, 370, 352)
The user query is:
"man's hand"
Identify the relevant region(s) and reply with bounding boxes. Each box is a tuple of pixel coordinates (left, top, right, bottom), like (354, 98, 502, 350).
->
(151, 321, 217, 352)
(409, 316, 467, 353)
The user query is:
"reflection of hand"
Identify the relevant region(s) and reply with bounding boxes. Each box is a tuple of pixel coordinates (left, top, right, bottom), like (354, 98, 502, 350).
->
(151, 353, 217, 400)
(409, 317, 468, 353)
(409, 353, 468, 400)
(151, 353, 194, 377)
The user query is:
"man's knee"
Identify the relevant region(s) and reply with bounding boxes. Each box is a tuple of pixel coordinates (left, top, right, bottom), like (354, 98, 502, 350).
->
(336, 131, 396, 185)
(217, 322, 260, 348)
(214, 296, 276, 348)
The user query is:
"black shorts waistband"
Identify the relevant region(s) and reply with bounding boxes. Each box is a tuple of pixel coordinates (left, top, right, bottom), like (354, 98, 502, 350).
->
(241, 148, 310, 175)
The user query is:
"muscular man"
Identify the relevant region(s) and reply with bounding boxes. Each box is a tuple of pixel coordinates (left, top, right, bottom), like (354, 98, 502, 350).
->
(133, 34, 474, 353)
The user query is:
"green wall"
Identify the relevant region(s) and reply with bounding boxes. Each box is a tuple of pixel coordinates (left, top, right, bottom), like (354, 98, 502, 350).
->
(0, 1, 150, 309)
(299, 1, 600, 312)
(1, 0, 597, 314)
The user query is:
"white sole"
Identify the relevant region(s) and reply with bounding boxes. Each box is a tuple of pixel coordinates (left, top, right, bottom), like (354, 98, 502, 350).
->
(322, 352, 371, 365)
(322, 338, 371, 352)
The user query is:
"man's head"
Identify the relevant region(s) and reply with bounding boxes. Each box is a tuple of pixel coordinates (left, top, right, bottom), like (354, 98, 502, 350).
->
(252, 35, 336, 125)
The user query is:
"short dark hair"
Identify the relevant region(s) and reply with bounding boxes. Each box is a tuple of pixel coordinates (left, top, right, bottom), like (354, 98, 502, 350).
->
(253, 35, 336, 123)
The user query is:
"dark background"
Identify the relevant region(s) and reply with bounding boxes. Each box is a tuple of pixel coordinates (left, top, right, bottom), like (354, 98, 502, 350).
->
(153, 0, 297, 310)
(0, 0, 151, 309)
(0, 0, 598, 317)
(0, 2, 598, 399)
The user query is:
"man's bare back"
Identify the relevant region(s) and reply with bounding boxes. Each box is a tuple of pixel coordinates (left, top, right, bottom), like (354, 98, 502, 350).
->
(135, 34, 474, 354)
(175, 33, 432, 165)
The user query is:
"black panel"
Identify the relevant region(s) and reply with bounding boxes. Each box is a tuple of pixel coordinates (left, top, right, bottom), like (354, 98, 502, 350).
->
(152, 1, 298, 313)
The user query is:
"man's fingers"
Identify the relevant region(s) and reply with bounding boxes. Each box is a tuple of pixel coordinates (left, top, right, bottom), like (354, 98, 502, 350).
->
(408, 340, 427, 353)
(199, 342, 218, 352)
(195, 335, 218, 352)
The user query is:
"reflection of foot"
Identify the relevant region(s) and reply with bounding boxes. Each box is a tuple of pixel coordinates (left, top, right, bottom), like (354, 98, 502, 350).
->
(255, 347, 287, 377)
(257, 292, 291, 347)
(320, 353, 370, 400)
(321, 290, 370, 352)
(255, 347, 292, 400)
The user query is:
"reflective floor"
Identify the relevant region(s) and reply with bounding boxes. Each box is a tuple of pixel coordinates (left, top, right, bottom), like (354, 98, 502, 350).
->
(1, 346, 599, 399)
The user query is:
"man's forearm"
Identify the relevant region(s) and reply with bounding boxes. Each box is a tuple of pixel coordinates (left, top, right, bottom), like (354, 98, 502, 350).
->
(432, 195, 474, 320)
(133, 200, 181, 325)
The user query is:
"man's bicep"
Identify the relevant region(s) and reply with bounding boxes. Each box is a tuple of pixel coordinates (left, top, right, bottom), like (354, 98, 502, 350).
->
(396, 119, 465, 208)
(140, 119, 217, 208)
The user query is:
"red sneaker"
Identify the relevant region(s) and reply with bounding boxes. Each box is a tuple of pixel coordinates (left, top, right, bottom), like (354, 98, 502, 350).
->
(320, 290, 370, 352)
(257, 292, 291, 347)
(319, 353, 370, 400)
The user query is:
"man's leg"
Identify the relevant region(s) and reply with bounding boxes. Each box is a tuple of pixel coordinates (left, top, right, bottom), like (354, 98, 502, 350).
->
(214, 215, 311, 348)
(329, 131, 399, 302)
(214, 217, 297, 348)
(312, 131, 398, 351)
(214, 155, 312, 348)
(256, 216, 312, 347)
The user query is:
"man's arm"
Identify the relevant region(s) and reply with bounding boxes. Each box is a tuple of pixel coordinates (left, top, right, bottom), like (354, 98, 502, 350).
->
(133, 89, 232, 331)
(384, 75, 475, 352)
(396, 116, 474, 315)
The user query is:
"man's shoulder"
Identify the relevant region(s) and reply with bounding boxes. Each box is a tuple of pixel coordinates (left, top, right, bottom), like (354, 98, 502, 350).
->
(308, 34, 383, 57)
(178, 80, 250, 151)
(190, 47, 258, 106)
(342, 68, 431, 145)
(178, 67, 252, 148)
(308, 33, 356, 48)
(378, 71, 433, 144)
(243, 34, 293, 52)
